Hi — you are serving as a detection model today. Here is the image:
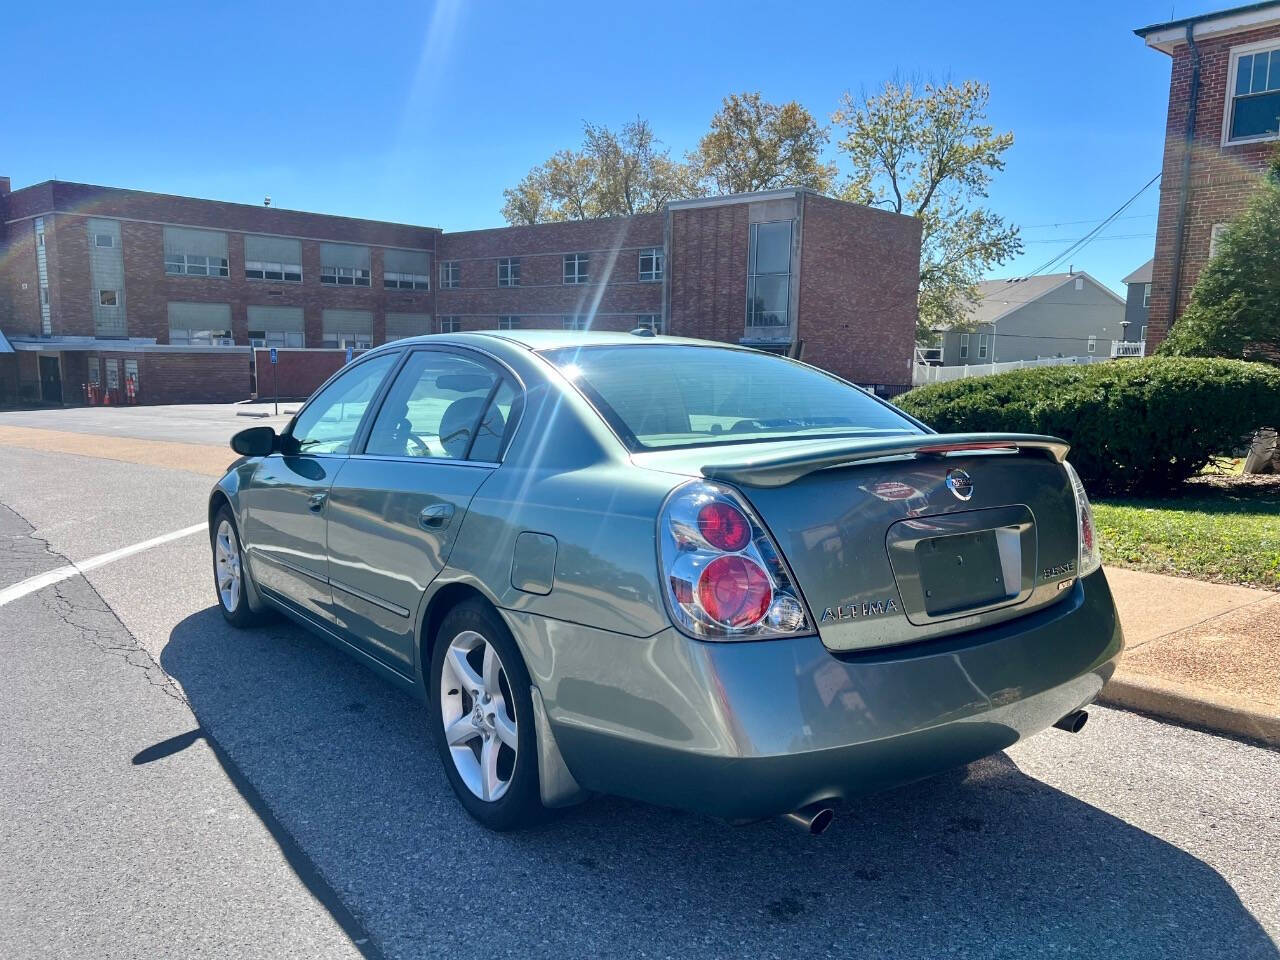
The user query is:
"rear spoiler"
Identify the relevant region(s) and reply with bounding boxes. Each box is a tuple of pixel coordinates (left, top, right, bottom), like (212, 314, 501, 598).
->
(701, 433, 1070, 488)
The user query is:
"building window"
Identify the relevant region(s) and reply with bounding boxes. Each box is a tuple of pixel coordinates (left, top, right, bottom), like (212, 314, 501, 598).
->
(321, 309, 372, 349)
(99, 290, 118, 307)
(248, 329, 304, 348)
(635, 314, 662, 333)
(164, 227, 230, 277)
(747, 220, 792, 328)
(562, 315, 590, 330)
(563, 253, 590, 285)
(638, 247, 663, 282)
(384, 249, 430, 290)
(384, 271, 430, 290)
(440, 261, 460, 289)
(1140, 325, 1148, 342)
(498, 257, 520, 287)
(440, 316, 462, 333)
(320, 243, 371, 286)
(1087, 335, 1098, 354)
(977, 333, 988, 359)
(959, 333, 970, 359)
(1209, 223, 1230, 259)
(1142, 283, 1151, 308)
(498, 315, 520, 330)
(94, 233, 114, 248)
(245, 235, 303, 283)
(37, 231, 45, 248)
(39, 287, 49, 306)
(1226, 43, 1280, 143)
(165, 253, 229, 277)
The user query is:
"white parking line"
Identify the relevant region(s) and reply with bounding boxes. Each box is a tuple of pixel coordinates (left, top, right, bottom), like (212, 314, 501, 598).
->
(0, 522, 207, 609)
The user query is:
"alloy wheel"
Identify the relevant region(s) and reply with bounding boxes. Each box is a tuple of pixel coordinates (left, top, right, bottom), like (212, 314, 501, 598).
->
(214, 519, 242, 613)
(439, 629, 518, 802)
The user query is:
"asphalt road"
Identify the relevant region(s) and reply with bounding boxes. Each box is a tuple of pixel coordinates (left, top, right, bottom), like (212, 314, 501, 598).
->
(1, 430, 1278, 959)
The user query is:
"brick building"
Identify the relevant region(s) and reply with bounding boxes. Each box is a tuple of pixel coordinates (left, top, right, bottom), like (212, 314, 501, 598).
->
(1136, 1, 1280, 349)
(0, 177, 919, 405)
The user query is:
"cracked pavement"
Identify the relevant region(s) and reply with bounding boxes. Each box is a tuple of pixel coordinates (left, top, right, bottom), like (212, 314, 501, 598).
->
(1, 425, 1279, 959)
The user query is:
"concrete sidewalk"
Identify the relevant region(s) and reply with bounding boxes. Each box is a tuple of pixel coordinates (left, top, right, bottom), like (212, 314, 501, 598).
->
(1103, 567, 1280, 748)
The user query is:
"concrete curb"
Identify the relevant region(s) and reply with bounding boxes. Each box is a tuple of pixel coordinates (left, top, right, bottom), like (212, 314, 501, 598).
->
(1099, 674, 1280, 749)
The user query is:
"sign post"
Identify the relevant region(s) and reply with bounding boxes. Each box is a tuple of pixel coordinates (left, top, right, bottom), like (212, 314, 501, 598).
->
(345, 345, 354, 365)
(269, 347, 279, 416)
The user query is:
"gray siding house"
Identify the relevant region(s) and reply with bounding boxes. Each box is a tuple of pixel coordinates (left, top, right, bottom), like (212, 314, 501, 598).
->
(1121, 259, 1152, 346)
(927, 272, 1127, 365)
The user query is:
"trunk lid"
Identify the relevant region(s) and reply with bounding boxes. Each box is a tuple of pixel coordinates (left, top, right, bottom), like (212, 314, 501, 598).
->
(634, 433, 1081, 653)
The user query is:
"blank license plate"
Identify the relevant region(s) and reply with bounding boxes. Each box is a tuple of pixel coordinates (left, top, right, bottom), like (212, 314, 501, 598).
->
(916, 530, 1011, 616)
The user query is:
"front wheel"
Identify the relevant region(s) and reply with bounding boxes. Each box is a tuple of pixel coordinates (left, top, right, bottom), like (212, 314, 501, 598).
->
(429, 600, 544, 830)
(211, 507, 266, 628)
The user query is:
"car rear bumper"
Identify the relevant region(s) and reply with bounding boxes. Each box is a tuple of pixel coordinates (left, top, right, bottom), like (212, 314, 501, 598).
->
(507, 569, 1123, 820)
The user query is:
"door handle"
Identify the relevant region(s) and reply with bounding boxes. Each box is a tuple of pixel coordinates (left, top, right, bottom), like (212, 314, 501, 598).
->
(419, 503, 454, 529)
(309, 492, 328, 513)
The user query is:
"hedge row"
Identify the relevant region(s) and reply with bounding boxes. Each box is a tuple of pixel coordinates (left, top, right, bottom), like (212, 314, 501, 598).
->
(895, 357, 1280, 495)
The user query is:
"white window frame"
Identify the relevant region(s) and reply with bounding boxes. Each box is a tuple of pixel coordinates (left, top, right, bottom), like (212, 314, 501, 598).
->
(977, 333, 988, 359)
(439, 316, 461, 333)
(638, 247, 663, 282)
(1087, 335, 1097, 354)
(563, 253, 590, 285)
(246, 260, 303, 283)
(98, 289, 119, 307)
(165, 253, 230, 278)
(320, 265, 371, 286)
(1140, 325, 1148, 342)
(1222, 38, 1280, 146)
(635, 314, 662, 333)
(498, 315, 520, 330)
(248, 329, 305, 348)
(383, 271, 430, 290)
(39, 287, 49, 306)
(959, 333, 969, 360)
(1142, 283, 1151, 308)
(439, 261, 460, 289)
(497, 257, 520, 287)
(94, 233, 115, 248)
(562, 315, 590, 330)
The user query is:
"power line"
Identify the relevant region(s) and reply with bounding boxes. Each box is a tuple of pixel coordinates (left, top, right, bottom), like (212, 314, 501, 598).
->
(1026, 173, 1162, 277)
(1023, 233, 1155, 245)
(1022, 212, 1157, 230)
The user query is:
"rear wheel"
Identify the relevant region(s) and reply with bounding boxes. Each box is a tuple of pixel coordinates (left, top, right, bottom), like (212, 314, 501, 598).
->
(429, 600, 543, 830)
(211, 506, 265, 628)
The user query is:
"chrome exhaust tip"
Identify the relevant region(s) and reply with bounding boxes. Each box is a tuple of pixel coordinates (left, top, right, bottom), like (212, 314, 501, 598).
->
(782, 803, 835, 836)
(1053, 710, 1089, 734)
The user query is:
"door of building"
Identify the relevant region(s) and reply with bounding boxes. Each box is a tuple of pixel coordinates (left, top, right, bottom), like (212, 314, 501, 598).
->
(38, 355, 63, 404)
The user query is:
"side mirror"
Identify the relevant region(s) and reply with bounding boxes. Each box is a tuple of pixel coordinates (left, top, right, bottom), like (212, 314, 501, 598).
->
(230, 426, 277, 457)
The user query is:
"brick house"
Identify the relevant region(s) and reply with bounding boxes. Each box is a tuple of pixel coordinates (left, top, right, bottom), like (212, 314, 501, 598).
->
(0, 178, 920, 406)
(1136, 1, 1280, 349)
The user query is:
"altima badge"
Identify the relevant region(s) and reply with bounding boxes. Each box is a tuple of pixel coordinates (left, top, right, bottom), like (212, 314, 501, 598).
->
(945, 468, 974, 502)
(821, 599, 900, 622)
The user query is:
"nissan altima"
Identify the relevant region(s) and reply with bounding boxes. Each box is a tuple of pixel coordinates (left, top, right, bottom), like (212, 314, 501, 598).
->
(209, 331, 1123, 832)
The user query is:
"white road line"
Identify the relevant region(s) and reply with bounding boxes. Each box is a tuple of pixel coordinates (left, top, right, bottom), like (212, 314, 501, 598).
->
(0, 522, 207, 609)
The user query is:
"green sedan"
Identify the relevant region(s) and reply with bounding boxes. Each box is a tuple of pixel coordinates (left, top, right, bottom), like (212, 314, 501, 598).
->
(209, 331, 1123, 833)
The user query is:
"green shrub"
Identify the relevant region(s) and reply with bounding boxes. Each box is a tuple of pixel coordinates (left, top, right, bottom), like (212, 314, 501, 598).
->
(896, 357, 1280, 494)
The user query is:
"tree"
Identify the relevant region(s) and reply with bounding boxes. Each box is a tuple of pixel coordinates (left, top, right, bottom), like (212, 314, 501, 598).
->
(1160, 149, 1280, 365)
(501, 118, 695, 224)
(832, 79, 1021, 341)
(692, 92, 836, 195)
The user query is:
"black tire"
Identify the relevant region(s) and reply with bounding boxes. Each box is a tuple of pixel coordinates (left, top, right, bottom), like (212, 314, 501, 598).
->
(428, 599, 544, 831)
(210, 506, 266, 628)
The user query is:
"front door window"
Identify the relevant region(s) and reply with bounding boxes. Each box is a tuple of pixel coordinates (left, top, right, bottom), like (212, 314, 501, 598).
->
(290, 353, 398, 455)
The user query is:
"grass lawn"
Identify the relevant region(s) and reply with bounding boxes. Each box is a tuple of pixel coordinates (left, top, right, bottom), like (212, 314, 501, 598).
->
(1094, 477, 1280, 590)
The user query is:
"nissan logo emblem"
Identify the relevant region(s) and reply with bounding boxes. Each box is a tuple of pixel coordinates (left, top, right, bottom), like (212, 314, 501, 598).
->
(946, 468, 974, 502)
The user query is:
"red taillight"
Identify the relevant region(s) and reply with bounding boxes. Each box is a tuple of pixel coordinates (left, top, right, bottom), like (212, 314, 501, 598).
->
(696, 501, 751, 552)
(696, 555, 772, 627)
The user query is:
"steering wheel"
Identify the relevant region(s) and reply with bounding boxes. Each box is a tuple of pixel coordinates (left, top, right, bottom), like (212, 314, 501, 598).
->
(728, 418, 770, 434)
(404, 432, 431, 457)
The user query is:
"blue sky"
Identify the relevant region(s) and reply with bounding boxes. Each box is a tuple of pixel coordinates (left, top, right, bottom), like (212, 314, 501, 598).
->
(6, 0, 1222, 293)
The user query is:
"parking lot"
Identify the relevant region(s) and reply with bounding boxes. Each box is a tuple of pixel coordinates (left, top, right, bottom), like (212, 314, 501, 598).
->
(2, 405, 1278, 960)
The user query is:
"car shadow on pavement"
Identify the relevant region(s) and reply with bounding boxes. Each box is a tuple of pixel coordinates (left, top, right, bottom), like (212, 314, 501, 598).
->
(161, 607, 1279, 960)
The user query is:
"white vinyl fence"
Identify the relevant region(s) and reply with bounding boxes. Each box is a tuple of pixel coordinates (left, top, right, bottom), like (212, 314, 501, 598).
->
(912, 354, 1111, 386)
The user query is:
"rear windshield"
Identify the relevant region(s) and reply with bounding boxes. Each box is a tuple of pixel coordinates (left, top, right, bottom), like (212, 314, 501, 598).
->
(541, 344, 922, 451)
